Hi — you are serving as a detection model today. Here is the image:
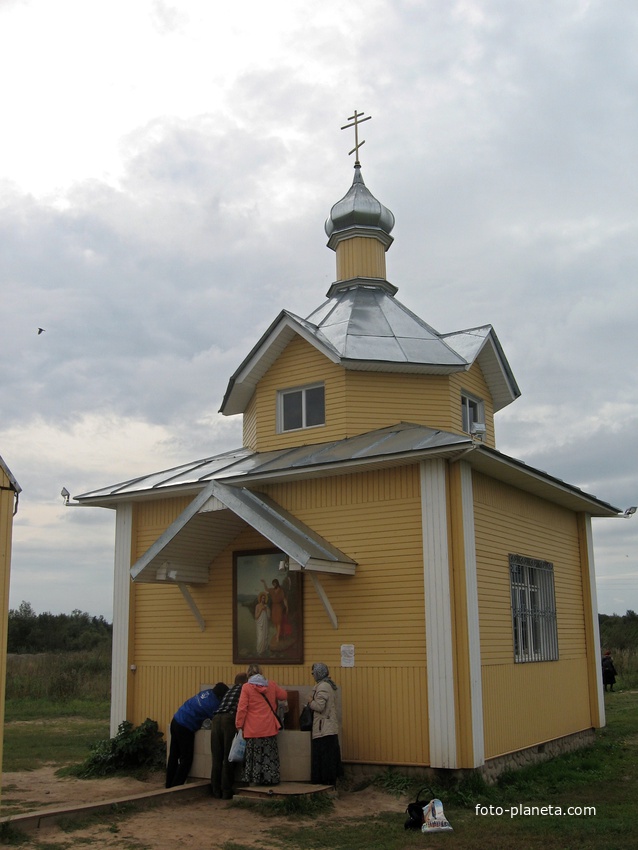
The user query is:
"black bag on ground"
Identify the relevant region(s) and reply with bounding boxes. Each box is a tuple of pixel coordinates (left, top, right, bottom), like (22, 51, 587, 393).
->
(404, 786, 433, 830)
(299, 704, 313, 731)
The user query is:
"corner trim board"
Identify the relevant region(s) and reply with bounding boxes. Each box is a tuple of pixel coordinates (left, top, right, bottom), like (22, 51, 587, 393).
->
(459, 461, 485, 766)
(421, 459, 457, 768)
(111, 502, 132, 737)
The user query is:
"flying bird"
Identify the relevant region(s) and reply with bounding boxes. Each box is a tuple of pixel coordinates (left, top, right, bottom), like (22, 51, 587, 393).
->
(37, 328, 45, 334)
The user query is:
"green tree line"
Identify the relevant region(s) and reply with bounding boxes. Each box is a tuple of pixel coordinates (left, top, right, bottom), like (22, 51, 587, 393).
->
(599, 609, 638, 651)
(7, 601, 112, 654)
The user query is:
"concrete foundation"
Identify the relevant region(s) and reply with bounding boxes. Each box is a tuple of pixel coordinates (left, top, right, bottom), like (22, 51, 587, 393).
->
(341, 729, 597, 786)
(191, 728, 311, 782)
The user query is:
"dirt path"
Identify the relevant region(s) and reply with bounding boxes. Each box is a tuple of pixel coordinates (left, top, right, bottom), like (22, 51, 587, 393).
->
(1, 767, 405, 849)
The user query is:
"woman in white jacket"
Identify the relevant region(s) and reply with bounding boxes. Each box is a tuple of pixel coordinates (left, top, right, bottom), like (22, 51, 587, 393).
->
(307, 662, 343, 786)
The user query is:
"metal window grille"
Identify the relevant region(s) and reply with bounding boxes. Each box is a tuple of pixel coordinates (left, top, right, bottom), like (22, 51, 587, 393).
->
(509, 554, 558, 663)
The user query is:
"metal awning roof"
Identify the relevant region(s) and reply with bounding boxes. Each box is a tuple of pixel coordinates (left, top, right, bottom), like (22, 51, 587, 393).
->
(130, 479, 356, 585)
(75, 421, 619, 518)
(75, 424, 470, 504)
(465, 446, 620, 517)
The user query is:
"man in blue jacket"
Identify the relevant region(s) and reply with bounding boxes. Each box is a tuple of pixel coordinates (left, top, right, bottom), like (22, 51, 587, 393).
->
(166, 682, 229, 787)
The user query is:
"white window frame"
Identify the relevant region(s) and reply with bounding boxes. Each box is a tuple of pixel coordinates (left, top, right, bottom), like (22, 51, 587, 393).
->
(509, 554, 559, 663)
(461, 392, 485, 435)
(277, 383, 325, 433)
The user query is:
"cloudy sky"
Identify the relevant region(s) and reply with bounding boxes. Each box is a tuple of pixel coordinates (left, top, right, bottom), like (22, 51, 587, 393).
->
(1, 0, 636, 620)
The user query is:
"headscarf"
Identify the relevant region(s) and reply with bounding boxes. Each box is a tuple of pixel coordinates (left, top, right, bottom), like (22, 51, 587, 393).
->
(312, 662, 337, 690)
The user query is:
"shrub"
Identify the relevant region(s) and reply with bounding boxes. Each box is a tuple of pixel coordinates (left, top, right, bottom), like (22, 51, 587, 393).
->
(69, 718, 165, 778)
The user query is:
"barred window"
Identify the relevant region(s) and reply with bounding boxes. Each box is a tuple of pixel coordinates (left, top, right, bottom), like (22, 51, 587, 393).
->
(509, 554, 558, 663)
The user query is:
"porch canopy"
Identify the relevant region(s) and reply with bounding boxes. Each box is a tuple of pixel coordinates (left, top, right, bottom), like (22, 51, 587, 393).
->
(130, 479, 357, 586)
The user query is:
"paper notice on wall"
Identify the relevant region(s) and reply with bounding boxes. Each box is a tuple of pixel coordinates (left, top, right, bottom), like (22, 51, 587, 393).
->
(340, 644, 355, 667)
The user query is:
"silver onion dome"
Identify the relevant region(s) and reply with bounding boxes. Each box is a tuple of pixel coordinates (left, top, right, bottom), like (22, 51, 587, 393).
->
(325, 165, 395, 238)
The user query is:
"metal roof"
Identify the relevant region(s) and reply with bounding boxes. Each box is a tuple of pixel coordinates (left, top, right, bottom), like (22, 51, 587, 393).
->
(221, 161, 519, 415)
(305, 285, 467, 367)
(76, 424, 468, 503)
(441, 325, 521, 411)
(220, 286, 520, 416)
(75, 422, 619, 517)
(325, 164, 395, 241)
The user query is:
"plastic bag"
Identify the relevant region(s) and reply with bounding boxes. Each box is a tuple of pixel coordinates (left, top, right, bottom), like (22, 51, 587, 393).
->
(299, 704, 313, 732)
(228, 729, 246, 762)
(421, 798, 453, 833)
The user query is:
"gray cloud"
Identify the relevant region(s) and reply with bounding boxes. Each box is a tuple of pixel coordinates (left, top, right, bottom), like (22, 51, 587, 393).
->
(1, 0, 636, 617)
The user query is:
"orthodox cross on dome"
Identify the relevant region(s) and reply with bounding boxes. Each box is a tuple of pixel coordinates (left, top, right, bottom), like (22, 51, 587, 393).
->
(341, 109, 372, 166)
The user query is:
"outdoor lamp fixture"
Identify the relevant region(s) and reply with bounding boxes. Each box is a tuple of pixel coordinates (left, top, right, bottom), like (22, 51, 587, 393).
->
(60, 488, 80, 507)
(623, 506, 637, 518)
(60, 487, 79, 508)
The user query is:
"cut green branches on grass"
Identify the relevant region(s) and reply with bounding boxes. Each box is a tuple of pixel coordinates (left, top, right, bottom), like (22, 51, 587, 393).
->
(66, 719, 166, 779)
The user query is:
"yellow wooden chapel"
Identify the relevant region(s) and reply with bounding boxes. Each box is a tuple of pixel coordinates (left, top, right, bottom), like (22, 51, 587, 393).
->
(76, 122, 619, 778)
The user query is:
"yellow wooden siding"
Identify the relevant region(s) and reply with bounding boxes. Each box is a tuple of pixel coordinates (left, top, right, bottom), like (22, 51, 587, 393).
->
(131, 663, 429, 767)
(473, 472, 591, 758)
(133, 497, 192, 559)
(335, 236, 386, 281)
(482, 660, 591, 757)
(343, 371, 452, 434)
(242, 393, 257, 450)
(449, 365, 496, 447)
(251, 336, 347, 452)
(0, 471, 15, 793)
(129, 466, 431, 766)
(264, 470, 426, 664)
(244, 333, 500, 451)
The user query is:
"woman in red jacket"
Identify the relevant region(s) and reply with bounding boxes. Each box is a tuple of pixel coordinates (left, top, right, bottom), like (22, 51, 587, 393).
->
(235, 664, 287, 786)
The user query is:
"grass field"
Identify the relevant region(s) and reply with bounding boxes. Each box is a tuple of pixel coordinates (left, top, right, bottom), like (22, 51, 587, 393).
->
(3, 699, 110, 772)
(2, 691, 637, 849)
(263, 690, 638, 850)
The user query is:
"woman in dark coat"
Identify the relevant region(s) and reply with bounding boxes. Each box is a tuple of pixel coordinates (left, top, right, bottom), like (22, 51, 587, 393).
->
(602, 650, 617, 692)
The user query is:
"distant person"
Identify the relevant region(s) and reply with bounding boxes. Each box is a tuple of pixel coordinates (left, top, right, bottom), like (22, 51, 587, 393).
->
(211, 672, 248, 799)
(306, 662, 343, 786)
(166, 683, 229, 788)
(602, 650, 618, 692)
(235, 664, 287, 786)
